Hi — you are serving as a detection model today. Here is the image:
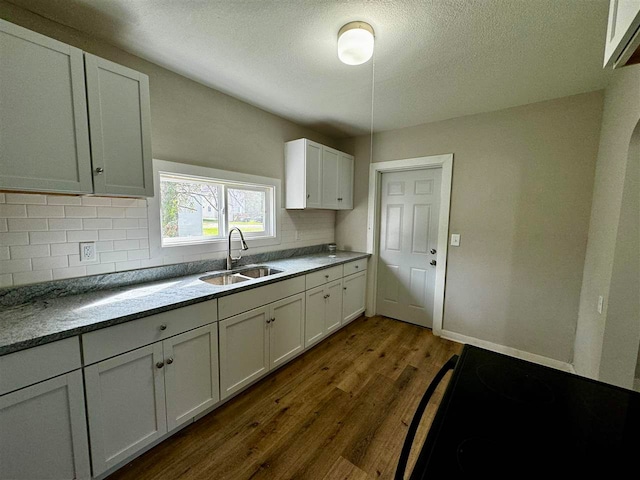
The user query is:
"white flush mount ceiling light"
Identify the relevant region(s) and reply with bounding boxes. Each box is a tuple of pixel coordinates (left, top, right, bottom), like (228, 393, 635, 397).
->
(338, 21, 375, 65)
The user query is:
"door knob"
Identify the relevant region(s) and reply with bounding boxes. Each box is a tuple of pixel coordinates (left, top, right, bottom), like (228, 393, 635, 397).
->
(430, 249, 436, 254)
(159, 324, 167, 331)
(95, 167, 104, 174)
(430, 260, 437, 266)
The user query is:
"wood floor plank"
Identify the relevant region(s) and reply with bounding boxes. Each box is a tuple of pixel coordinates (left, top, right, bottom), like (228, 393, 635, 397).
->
(108, 316, 462, 480)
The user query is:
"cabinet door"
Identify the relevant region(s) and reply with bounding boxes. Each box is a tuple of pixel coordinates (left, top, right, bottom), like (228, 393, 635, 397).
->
(270, 293, 305, 368)
(321, 147, 340, 209)
(343, 271, 367, 325)
(85, 53, 153, 197)
(325, 279, 344, 333)
(604, 0, 640, 67)
(337, 153, 354, 210)
(163, 324, 220, 431)
(219, 307, 270, 399)
(0, 371, 90, 480)
(0, 19, 92, 194)
(305, 285, 327, 348)
(85, 343, 167, 476)
(305, 140, 323, 208)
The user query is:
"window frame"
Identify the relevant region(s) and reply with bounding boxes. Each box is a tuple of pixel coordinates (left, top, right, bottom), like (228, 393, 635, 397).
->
(149, 159, 281, 260)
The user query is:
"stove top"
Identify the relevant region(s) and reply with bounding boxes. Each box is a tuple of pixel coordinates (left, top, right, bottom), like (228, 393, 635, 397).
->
(410, 345, 640, 478)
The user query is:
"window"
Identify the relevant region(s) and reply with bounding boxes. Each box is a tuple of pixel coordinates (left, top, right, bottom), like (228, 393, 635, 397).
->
(159, 172, 275, 247)
(148, 161, 280, 258)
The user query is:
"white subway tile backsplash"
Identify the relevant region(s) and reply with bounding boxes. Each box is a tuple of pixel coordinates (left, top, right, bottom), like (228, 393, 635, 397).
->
(113, 218, 139, 229)
(66, 230, 98, 242)
(53, 266, 87, 280)
(13, 270, 53, 285)
(32, 255, 69, 270)
(81, 196, 112, 206)
(50, 243, 80, 256)
(64, 206, 97, 218)
(7, 218, 48, 232)
(114, 239, 139, 251)
(29, 231, 67, 244)
(48, 218, 83, 231)
(47, 195, 82, 206)
(0, 204, 27, 218)
(0, 192, 334, 286)
(5, 193, 46, 205)
(0, 258, 32, 274)
(27, 205, 64, 218)
(0, 232, 29, 246)
(97, 207, 126, 218)
(9, 244, 50, 259)
(82, 218, 113, 230)
(98, 229, 127, 241)
(100, 251, 128, 263)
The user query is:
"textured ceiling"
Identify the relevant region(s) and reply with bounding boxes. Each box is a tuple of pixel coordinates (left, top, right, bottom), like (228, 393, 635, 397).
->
(8, 0, 612, 138)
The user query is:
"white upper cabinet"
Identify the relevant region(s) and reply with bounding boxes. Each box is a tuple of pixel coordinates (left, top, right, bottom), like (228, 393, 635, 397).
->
(0, 20, 154, 197)
(85, 54, 153, 196)
(604, 0, 640, 68)
(285, 138, 354, 210)
(0, 19, 93, 194)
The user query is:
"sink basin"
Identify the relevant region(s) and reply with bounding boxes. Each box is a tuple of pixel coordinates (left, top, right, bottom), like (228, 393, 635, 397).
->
(239, 267, 283, 278)
(199, 266, 283, 286)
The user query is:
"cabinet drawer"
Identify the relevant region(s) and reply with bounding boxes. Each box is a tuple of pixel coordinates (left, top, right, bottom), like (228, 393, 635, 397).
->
(343, 258, 367, 276)
(305, 265, 344, 290)
(218, 277, 305, 320)
(0, 337, 81, 396)
(83, 300, 217, 365)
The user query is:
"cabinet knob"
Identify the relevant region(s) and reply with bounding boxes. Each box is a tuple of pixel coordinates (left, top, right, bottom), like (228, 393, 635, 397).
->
(307, 194, 310, 199)
(95, 167, 104, 174)
(166, 357, 174, 365)
(430, 260, 437, 266)
(266, 318, 271, 324)
(355, 265, 359, 269)
(343, 287, 347, 290)
(338, 197, 342, 201)
(324, 294, 329, 299)
(325, 274, 329, 279)
(156, 361, 164, 369)
(430, 248, 437, 255)
(159, 324, 167, 331)
(272, 317, 276, 323)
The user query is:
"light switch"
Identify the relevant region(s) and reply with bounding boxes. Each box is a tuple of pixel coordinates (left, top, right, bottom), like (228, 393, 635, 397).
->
(450, 234, 461, 246)
(597, 295, 604, 314)
(80, 242, 97, 262)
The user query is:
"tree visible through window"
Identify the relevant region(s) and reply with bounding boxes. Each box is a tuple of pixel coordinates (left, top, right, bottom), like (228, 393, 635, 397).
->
(159, 173, 272, 246)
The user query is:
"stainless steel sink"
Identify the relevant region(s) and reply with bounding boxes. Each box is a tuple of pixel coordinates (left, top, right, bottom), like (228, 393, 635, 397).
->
(199, 266, 283, 286)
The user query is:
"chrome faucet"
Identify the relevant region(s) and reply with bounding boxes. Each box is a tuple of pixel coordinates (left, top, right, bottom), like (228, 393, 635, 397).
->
(227, 227, 249, 270)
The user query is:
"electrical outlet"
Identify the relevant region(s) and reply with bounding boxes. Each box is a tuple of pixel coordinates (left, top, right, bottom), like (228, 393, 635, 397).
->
(450, 234, 461, 246)
(80, 242, 97, 262)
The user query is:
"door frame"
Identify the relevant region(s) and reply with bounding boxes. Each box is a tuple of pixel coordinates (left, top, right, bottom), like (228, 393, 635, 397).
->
(366, 154, 453, 336)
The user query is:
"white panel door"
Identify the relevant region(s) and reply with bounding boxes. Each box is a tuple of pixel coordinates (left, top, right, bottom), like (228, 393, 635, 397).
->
(84, 343, 167, 476)
(218, 307, 270, 399)
(269, 293, 305, 368)
(0, 370, 90, 480)
(85, 53, 153, 197)
(604, 0, 640, 67)
(305, 285, 327, 347)
(376, 168, 441, 327)
(322, 147, 340, 209)
(342, 271, 367, 325)
(163, 324, 219, 431)
(338, 153, 354, 210)
(0, 19, 92, 194)
(325, 279, 344, 332)
(305, 140, 323, 208)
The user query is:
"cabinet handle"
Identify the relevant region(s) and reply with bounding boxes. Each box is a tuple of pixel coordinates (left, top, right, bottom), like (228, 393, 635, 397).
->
(166, 357, 174, 365)
(156, 361, 164, 369)
(95, 167, 104, 174)
(343, 287, 347, 290)
(159, 324, 167, 331)
(307, 194, 310, 199)
(338, 197, 342, 201)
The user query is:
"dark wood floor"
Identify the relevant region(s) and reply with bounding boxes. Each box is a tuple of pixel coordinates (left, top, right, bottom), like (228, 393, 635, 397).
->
(108, 316, 461, 480)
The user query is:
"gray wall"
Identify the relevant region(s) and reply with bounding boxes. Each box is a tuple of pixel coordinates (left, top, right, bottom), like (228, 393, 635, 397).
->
(0, 1, 340, 182)
(336, 92, 604, 363)
(573, 65, 640, 383)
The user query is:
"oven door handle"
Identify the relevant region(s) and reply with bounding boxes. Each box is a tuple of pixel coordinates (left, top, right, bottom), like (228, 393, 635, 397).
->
(394, 354, 459, 480)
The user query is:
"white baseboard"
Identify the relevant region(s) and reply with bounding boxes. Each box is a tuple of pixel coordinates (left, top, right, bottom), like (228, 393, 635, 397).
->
(440, 329, 575, 373)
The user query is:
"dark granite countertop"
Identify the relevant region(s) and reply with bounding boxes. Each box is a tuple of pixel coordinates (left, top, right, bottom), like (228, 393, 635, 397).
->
(0, 251, 369, 356)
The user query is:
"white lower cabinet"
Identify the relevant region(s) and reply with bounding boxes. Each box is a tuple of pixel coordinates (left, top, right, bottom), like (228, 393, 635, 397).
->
(219, 293, 305, 399)
(304, 279, 343, 348)
(85, 323, 219, 476)
(0, 370, 91, 480)
(342, 270, 367, 324)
